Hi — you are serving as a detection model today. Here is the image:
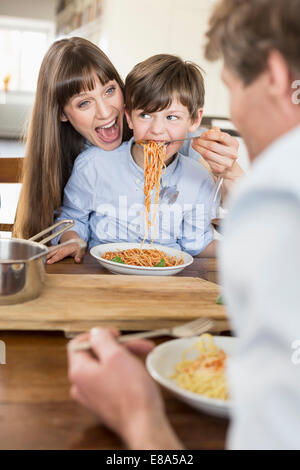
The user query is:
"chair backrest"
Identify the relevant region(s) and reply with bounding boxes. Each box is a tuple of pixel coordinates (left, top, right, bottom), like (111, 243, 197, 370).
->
(0, 157, 23, 233)
(0, 158, 23, 183)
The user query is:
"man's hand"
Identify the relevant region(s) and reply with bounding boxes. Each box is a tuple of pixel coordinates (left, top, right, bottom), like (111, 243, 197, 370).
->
(67, 328, 183, 449)
(192, 127, 241, 179)
(47, 231, 85, 264)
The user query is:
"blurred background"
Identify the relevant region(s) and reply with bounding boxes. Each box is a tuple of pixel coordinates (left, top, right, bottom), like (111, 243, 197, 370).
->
(0, 0, 249, 229)
(0, 0, 240, 150)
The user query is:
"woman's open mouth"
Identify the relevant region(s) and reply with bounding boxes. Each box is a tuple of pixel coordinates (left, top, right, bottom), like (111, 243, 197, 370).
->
(95, 117, 120, 143)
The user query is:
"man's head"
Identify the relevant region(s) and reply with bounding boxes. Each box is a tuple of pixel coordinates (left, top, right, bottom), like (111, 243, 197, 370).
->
(125, 54, 204, 161)
(205, 0, 300, 160)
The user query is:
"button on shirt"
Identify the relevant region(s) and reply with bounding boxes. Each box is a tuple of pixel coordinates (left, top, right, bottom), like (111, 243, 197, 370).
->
(54, 137, 218, 254)
(220, 124, 300, 449)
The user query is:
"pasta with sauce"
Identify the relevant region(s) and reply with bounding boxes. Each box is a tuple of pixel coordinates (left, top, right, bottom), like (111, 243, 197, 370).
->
(103, 247, 183, 267)
(171, 334, 229, 400)
(103, 141, 182, 268)
(142, 140, 167, 240)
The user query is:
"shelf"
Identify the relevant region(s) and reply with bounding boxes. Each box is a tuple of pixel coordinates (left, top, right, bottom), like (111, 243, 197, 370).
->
(56, 0, 102, 38)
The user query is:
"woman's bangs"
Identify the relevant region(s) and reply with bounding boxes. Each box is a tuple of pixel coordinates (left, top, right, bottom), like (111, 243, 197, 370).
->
(57, 64, 111, 107)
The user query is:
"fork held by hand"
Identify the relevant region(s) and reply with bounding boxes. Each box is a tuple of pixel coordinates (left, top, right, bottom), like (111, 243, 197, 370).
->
(69, 318, 214, 353)
(135, 128, 218, 146)
(136, 135, 203, 146)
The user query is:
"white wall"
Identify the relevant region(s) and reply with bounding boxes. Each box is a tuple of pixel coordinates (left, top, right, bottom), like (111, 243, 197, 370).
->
(0, 0, 229, 116)
(0, 1, 56, 138)
(99, 0, 229, 117)
(0, 0, 56, 21)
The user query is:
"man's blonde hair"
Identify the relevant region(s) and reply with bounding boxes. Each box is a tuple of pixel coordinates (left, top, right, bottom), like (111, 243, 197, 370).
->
(205, 0, 300, 84)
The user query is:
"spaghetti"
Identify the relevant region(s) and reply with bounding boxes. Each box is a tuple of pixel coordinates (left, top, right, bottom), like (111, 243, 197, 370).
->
(142, 141, 167, 240)
(103, 141, 178, 268)
(103, 248, 183, 267)
(171, 334, 229, 400)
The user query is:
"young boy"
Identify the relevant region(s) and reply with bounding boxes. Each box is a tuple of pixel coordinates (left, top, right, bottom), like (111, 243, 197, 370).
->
(49, 54, 219, 262)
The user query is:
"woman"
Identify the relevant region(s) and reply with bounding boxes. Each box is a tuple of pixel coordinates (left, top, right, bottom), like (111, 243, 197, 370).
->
(14, 37, 131, 239)
(14, 37, 242, 244)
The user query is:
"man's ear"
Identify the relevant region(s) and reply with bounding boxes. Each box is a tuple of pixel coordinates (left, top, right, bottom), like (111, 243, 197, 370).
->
(60, 112, 68, 122)
(188, 108, 203, 133)
(267, 50, 292, 102)
(124, 108, 133, 129)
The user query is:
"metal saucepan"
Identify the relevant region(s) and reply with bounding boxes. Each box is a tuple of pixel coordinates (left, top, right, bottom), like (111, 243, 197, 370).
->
(0, 220, 86, 305)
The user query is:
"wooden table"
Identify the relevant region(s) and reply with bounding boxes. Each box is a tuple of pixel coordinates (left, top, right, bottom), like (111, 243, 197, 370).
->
(0, 254, 229, 450)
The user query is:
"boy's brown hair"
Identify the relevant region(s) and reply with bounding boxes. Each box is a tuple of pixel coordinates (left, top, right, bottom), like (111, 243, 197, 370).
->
(205, 0, 300, 85)
(125, 54, 205, 121)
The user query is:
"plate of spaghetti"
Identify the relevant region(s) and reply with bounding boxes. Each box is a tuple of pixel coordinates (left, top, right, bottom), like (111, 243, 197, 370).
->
(90, 242, 193, 276)
(146, 334, 238, 417)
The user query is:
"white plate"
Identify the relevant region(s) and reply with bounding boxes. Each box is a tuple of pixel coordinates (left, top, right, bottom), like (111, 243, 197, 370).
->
(90, 242, 193, 276)
(146, 335, 238, 418)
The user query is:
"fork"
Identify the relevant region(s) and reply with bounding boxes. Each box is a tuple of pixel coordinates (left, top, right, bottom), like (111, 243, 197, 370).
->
(135, 127, 220, 146)
(136, 135, 203, 146)
(69, 318, 214, 353)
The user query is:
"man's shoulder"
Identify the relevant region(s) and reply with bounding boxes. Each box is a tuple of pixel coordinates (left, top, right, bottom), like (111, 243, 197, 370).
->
(234, 126, 300, 204)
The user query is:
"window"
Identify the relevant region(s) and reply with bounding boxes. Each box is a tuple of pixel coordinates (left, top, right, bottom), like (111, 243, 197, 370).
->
(0, 16, 54, 93)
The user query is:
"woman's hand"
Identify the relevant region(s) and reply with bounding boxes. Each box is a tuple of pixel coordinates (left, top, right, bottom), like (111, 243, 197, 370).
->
(46, 231, 85, 264)
(67, 327, 183, 449)
(192, 127, 242, 180)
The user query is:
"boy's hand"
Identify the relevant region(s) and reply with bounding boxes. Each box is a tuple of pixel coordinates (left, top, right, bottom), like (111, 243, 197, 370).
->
(47, 231, 85, 264)
(192, 127, 240, 179)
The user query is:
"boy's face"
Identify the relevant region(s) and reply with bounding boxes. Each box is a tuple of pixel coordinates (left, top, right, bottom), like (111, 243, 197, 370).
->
(126, 97, 202, 163)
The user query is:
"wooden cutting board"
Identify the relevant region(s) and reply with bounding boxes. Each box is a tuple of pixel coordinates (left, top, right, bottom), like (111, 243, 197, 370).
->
(0, 274, 228, 333)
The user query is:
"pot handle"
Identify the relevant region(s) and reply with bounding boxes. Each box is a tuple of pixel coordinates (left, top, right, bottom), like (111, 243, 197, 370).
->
(28, 238, 87, 262)
(28, 219, 75, 245)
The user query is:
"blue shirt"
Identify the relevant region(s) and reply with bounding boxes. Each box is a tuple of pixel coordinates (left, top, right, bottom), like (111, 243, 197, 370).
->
(54, 136, 218, 255)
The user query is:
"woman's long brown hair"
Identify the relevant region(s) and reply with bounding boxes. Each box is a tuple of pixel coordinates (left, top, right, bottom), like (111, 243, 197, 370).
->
(13, 37, 131, 239)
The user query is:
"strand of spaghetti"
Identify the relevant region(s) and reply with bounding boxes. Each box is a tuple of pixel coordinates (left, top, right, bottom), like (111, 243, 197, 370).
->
(151, 144, 167, 243)
(141, 141, 167, 245)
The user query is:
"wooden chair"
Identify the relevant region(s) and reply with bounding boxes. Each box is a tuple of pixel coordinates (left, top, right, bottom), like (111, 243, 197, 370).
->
(0, 157, 23, 233)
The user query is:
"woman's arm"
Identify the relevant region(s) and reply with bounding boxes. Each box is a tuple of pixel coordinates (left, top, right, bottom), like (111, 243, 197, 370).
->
(195, 239, 217, 258)
(49, 151, 97, 263)
(46, 230, 85, 264)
